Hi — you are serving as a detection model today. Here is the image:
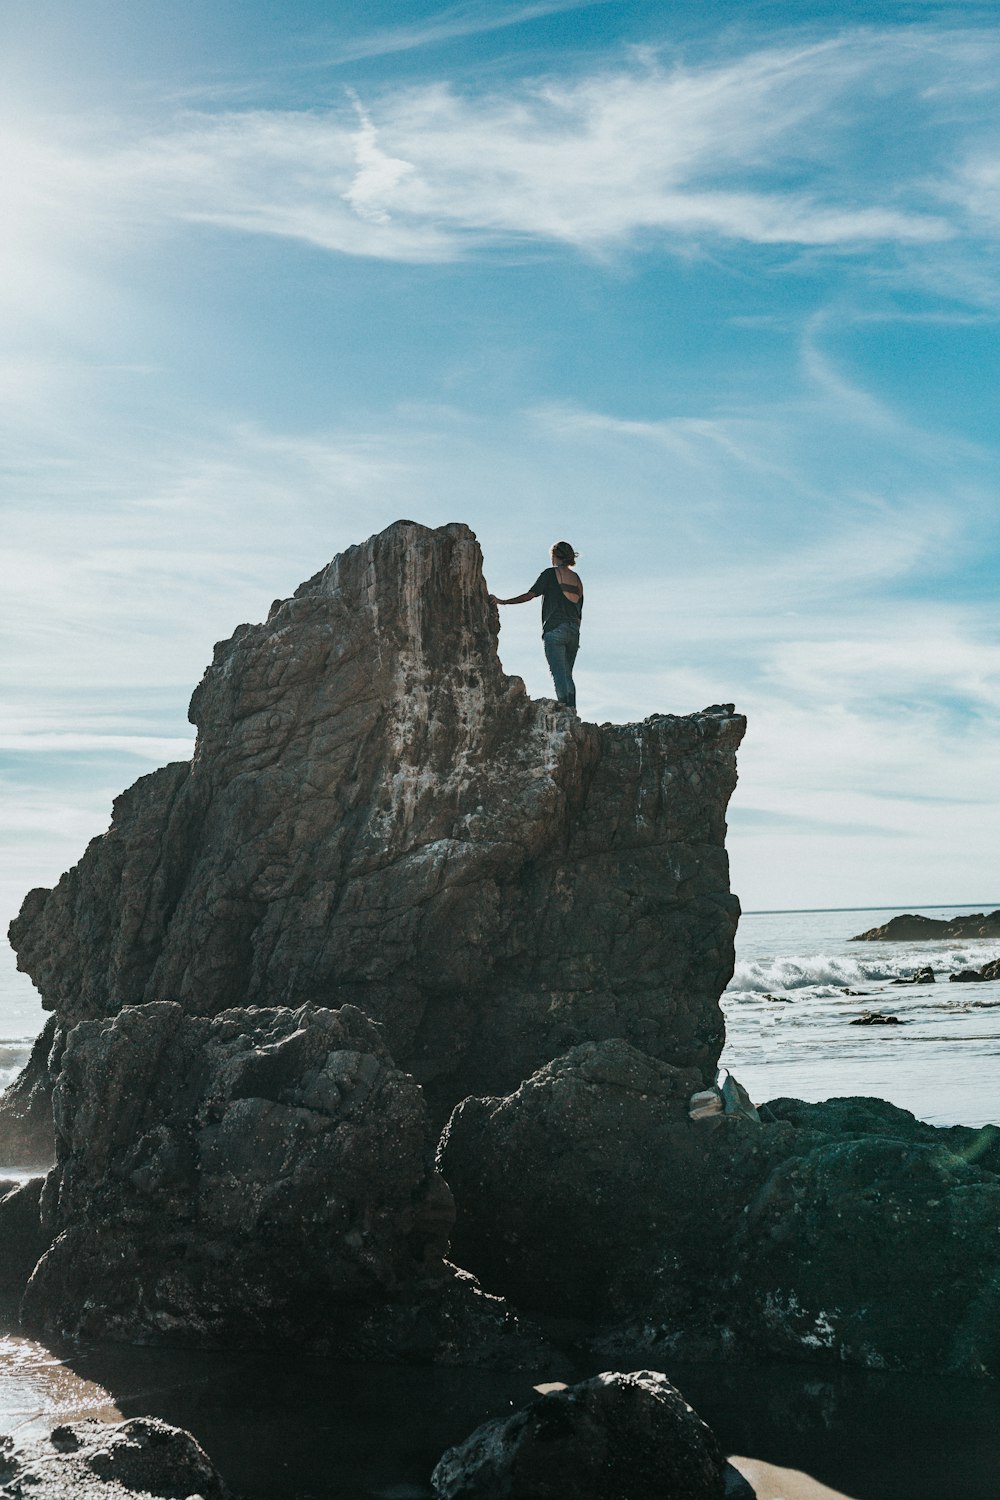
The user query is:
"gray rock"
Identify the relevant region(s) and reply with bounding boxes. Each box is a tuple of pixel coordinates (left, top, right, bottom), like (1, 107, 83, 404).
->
(20, 1000, 545, 1364)
(6, 521, 744, 1132)
(852, 911, 1000, 941)
(430, 1369, 730, 1499)
(442, 1051, 1000, 1378)
(0, 1416, 228, 1499)
(439, 1039, 706, 1318)
(0, 1176, 46, 1301)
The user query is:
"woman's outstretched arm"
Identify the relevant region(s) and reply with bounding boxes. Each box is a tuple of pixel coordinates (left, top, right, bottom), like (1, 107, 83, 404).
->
(489, 590, 537, 605)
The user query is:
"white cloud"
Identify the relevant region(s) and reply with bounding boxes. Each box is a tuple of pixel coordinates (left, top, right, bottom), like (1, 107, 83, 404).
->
(4, 25, 995, 292)
(342, 92, 415, 224)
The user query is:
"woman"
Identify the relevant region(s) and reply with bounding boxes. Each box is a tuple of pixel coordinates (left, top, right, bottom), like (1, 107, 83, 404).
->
(490, 542, 583, 712)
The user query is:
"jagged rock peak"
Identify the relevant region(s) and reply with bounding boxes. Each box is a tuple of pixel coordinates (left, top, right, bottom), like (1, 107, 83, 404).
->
(8, 520, 745, 1126)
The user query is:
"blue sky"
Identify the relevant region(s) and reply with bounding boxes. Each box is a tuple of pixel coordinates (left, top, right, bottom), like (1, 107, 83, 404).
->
(2, 0, 999, 965)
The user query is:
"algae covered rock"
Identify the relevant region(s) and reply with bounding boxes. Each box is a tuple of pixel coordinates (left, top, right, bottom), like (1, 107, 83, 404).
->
(443, 1051, 1000, 1378)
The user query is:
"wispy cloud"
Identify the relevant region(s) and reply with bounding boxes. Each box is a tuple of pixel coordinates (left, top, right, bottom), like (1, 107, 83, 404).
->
(5, 27, 997, 282)
(313, 0, 610, 66)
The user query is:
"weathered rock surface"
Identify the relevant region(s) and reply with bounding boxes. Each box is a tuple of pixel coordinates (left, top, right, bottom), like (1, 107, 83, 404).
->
(440, 1040, 708, 1319)
(20, 999, 545, 1364)
(430, 1370, 736, 1500)
(0, 1417, 228, 1499)
(0, 1176, 46, 1302)
(442, 1050, 1000, 1378)
(6, 521, 744, 1130)
(852, 911, 1000, 941)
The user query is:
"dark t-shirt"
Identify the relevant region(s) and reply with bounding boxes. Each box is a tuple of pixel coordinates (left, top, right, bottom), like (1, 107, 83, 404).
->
(529, 567, 583, 635)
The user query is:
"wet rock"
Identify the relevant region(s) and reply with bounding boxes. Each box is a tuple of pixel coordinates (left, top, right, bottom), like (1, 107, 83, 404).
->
(20, 1000, 539, 1363)
(0, 1176, 47, 1301)
(889, 965, 934, 985)
(852, 911, 1000, 941)
(0, 1416, 228, 1498)
(950, 969, 986, 983)
(430, 1369, 732, 1500)
(443, 1054, 1000, 1378)
(849, 1011, 902, 1025)
(7, 521, 744, 1130)
(981, 958, 1000, 981)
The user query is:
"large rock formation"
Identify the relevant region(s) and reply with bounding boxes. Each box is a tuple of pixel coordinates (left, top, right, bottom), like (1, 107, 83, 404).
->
(440, 1048, 1000, 1378)
(6, 520, 744, 1129)
(19, 998, 545, 1363)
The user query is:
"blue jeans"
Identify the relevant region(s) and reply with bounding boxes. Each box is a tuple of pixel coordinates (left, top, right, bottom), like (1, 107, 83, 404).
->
(543, 622, 580, 708)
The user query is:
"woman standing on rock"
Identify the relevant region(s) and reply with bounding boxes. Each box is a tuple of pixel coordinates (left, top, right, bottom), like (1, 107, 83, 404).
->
(490, 542, 583, 713)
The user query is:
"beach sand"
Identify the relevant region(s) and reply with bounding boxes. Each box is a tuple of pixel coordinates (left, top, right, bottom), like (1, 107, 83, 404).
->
(732, 1457, 858, 1500)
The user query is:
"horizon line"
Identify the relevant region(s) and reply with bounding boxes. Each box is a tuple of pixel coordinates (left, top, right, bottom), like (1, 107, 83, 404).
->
(744, 901, 1000, 915)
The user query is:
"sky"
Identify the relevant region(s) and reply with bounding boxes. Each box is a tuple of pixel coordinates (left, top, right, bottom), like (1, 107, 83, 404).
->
(2, 0, 999, 986)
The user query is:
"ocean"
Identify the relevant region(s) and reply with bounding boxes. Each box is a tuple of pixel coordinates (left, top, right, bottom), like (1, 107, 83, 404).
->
(4, 902, 998, 1131)
(720, 903, 1000, 1129)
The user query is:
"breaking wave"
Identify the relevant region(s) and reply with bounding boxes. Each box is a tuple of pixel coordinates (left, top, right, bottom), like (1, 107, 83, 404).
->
(726, 945, 1000, 998)
(0, 1042, 32, 1096)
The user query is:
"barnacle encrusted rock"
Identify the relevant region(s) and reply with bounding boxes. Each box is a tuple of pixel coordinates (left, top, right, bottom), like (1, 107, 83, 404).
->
(6, 520, 744, 1129)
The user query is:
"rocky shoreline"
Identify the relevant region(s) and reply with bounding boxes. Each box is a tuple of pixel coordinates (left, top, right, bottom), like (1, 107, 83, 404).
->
(2, 522, 997, 1496)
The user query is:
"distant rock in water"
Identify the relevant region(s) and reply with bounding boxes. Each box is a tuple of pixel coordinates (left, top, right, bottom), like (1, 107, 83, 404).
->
(5, 520, 744, 1132)
(950, 958, 1000, 983)
(849, 1011, 903, 1025)
(852, 911, 1000, 941)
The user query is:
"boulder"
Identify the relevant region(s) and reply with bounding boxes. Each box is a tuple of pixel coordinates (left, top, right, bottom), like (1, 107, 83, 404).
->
(950, 969, 986, 983)
(430, 1370, 735, 1500)
(6, 521, 744, 1130)
(889, 965, 934, 985)
(849, 1011, 902, 1024)
(442, 1053, 1000, 1378)
(439, 1040, 709, 1318)
(20, 999, 544, 1364)
(852, 911, 1000, 941)
(0, 1417, 228, 1499)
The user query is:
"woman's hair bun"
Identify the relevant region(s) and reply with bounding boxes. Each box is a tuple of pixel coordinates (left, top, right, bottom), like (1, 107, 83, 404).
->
(552, 540, 577, 565)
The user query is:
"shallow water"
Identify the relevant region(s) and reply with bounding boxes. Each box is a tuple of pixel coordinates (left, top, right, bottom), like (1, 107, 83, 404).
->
(0, 1317, 998, 1500)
